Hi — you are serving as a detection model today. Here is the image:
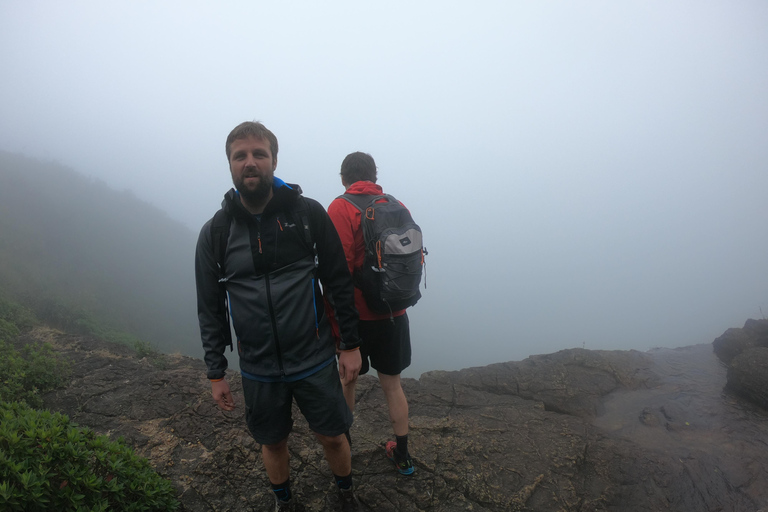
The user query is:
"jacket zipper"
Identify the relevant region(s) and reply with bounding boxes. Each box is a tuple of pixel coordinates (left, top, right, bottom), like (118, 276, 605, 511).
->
(264, 273, 285, 376)
(311, 278, 320, 339)
(255, 217, 284, 375)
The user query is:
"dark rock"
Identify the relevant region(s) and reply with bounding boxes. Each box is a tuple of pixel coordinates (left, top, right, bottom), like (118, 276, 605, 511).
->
(726, 347, 768, 409)
(29, 327, 768, 512)
(423, 348, 658, 418)
(713, 318, 768, 364)
(713, 318, 768, 412)
(743, 318, 768, 339)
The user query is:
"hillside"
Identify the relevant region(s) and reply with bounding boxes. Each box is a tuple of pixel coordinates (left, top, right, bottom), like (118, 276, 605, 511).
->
(0, 151, 199, 355)
(31, 322, 768, 512)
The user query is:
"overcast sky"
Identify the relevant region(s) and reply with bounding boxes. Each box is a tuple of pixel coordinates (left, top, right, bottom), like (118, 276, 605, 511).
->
(2, 1, 767, 377)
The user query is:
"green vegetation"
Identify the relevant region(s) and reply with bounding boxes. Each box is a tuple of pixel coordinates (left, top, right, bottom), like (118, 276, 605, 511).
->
(0, 402, 179, 511)
(0, 340, 70, 409)
(0, 297, 69, 408)
(0, 296, 179, 511)
(132, 339, 159, 359)
(0, 155, 188, 510)
(0, 296, 36, 341)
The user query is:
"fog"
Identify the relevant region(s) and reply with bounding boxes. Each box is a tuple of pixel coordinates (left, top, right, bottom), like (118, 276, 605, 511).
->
(2, 1, 767, 377)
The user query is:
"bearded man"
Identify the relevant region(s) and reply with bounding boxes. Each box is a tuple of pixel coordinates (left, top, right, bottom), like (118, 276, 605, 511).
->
(195, 121, 362, 511)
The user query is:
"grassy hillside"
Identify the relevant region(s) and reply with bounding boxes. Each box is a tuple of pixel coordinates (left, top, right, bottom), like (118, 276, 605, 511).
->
(0, 151, 200, 356)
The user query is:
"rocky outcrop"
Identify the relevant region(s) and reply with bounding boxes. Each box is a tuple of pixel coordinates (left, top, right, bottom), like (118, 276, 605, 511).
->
(713, 318, 768, 410)
(726, 347, 768, 410)
(32, 327, 768, 511)
(423, 348, 658, 418)
(712, 318, 768, 363)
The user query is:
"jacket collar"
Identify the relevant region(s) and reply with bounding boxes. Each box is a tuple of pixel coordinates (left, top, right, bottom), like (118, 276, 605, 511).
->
(345, 180, 383, 196)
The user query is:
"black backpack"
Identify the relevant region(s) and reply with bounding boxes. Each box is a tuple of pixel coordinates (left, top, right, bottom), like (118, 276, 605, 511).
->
(339, 193, 426, 315)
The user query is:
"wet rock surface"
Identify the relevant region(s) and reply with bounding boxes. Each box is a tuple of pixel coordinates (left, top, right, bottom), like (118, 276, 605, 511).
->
(31, 326, 768, 511)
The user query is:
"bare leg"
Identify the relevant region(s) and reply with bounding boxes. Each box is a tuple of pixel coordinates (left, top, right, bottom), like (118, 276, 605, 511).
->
(315, 432, 352, 477)
(378, 372, 409, 437)
(261, 437, 290, 484)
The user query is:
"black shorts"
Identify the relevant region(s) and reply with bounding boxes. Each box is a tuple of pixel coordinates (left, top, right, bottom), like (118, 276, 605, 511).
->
(241, 362, 353, 445)
(358, 312, 412, 376)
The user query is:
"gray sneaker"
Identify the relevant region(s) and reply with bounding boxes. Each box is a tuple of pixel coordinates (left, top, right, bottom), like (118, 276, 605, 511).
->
(338, 487, 359, 512)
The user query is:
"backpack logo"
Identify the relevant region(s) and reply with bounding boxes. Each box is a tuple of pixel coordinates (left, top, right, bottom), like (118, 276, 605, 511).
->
(339, 193, 426, 314)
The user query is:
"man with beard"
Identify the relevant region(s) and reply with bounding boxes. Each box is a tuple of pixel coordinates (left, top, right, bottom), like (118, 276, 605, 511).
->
(195, 122, 362, 512)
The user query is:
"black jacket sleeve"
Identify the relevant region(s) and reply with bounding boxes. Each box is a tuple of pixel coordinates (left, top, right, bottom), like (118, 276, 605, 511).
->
(305, 198, 361, 350)
(194, 219, 229, 379)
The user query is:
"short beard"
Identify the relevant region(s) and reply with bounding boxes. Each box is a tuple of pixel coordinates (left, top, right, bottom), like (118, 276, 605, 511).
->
(235, 174, 273, 205)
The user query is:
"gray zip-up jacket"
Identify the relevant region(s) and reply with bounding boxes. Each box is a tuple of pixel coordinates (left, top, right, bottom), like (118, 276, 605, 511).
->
(195, 181, 360, 380)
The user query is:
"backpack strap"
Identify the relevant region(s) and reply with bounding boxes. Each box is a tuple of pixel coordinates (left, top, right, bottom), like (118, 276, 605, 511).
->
(338, 193, 398, 256)
(284, 197, 317, 267)
(300, 210, 318, 271)
(338, 193, 374, 212)
(338, 193, 398, 214)
(293, 198, 320, 338)
(210, 208, 233, 352)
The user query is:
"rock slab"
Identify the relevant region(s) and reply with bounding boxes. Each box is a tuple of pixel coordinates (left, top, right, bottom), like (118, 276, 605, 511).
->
(31, 327, 768, 511)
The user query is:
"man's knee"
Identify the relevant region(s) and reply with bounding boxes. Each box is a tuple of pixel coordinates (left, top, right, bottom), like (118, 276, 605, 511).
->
(262, 436, 288, 454)
(315, 432, 347, 451)
(378, 372, 402, 392)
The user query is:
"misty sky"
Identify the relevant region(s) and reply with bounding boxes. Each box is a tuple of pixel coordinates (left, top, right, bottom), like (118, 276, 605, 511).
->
(2, 1, 767, 377)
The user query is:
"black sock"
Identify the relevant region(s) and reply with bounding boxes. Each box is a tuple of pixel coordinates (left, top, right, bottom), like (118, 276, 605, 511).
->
(396, 434, 409, 456)
(271, 479, 292, 502)
(334, 472, 353, 491)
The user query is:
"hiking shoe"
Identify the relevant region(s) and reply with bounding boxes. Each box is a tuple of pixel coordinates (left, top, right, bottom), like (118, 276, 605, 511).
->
(275, 497, 306, 511)
(338, 486, 359, 512)
(385, 440, 414, 475)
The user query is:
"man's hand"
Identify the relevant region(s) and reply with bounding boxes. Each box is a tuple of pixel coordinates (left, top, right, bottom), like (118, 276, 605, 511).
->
(338, 348, 362, 382)
(211, 378, 235, 411)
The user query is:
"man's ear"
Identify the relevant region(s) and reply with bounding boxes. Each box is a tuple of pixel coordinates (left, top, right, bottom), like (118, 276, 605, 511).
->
(272, 156, 278, 171)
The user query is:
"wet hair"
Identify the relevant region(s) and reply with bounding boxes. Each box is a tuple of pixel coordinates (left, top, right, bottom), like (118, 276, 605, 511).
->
(340, 152, 377, 184)
(225, 121, 279, 161)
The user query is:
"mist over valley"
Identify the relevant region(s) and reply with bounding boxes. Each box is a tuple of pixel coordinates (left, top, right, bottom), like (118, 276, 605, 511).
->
(1, 148, 765, 380)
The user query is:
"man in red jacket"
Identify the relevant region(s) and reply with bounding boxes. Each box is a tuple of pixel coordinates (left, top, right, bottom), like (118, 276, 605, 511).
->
(327, 152, 414, 475)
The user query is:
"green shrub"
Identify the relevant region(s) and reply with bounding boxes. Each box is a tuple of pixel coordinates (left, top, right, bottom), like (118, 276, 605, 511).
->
(0, 340, 70, 409)
(132, 339, 159, 359)
(0, 318, 20, 342)
(0, 296, 36, 340)
(72, 315, 142, 347)
(0, 342, 26, 406)
(0, 401, 179, 511)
